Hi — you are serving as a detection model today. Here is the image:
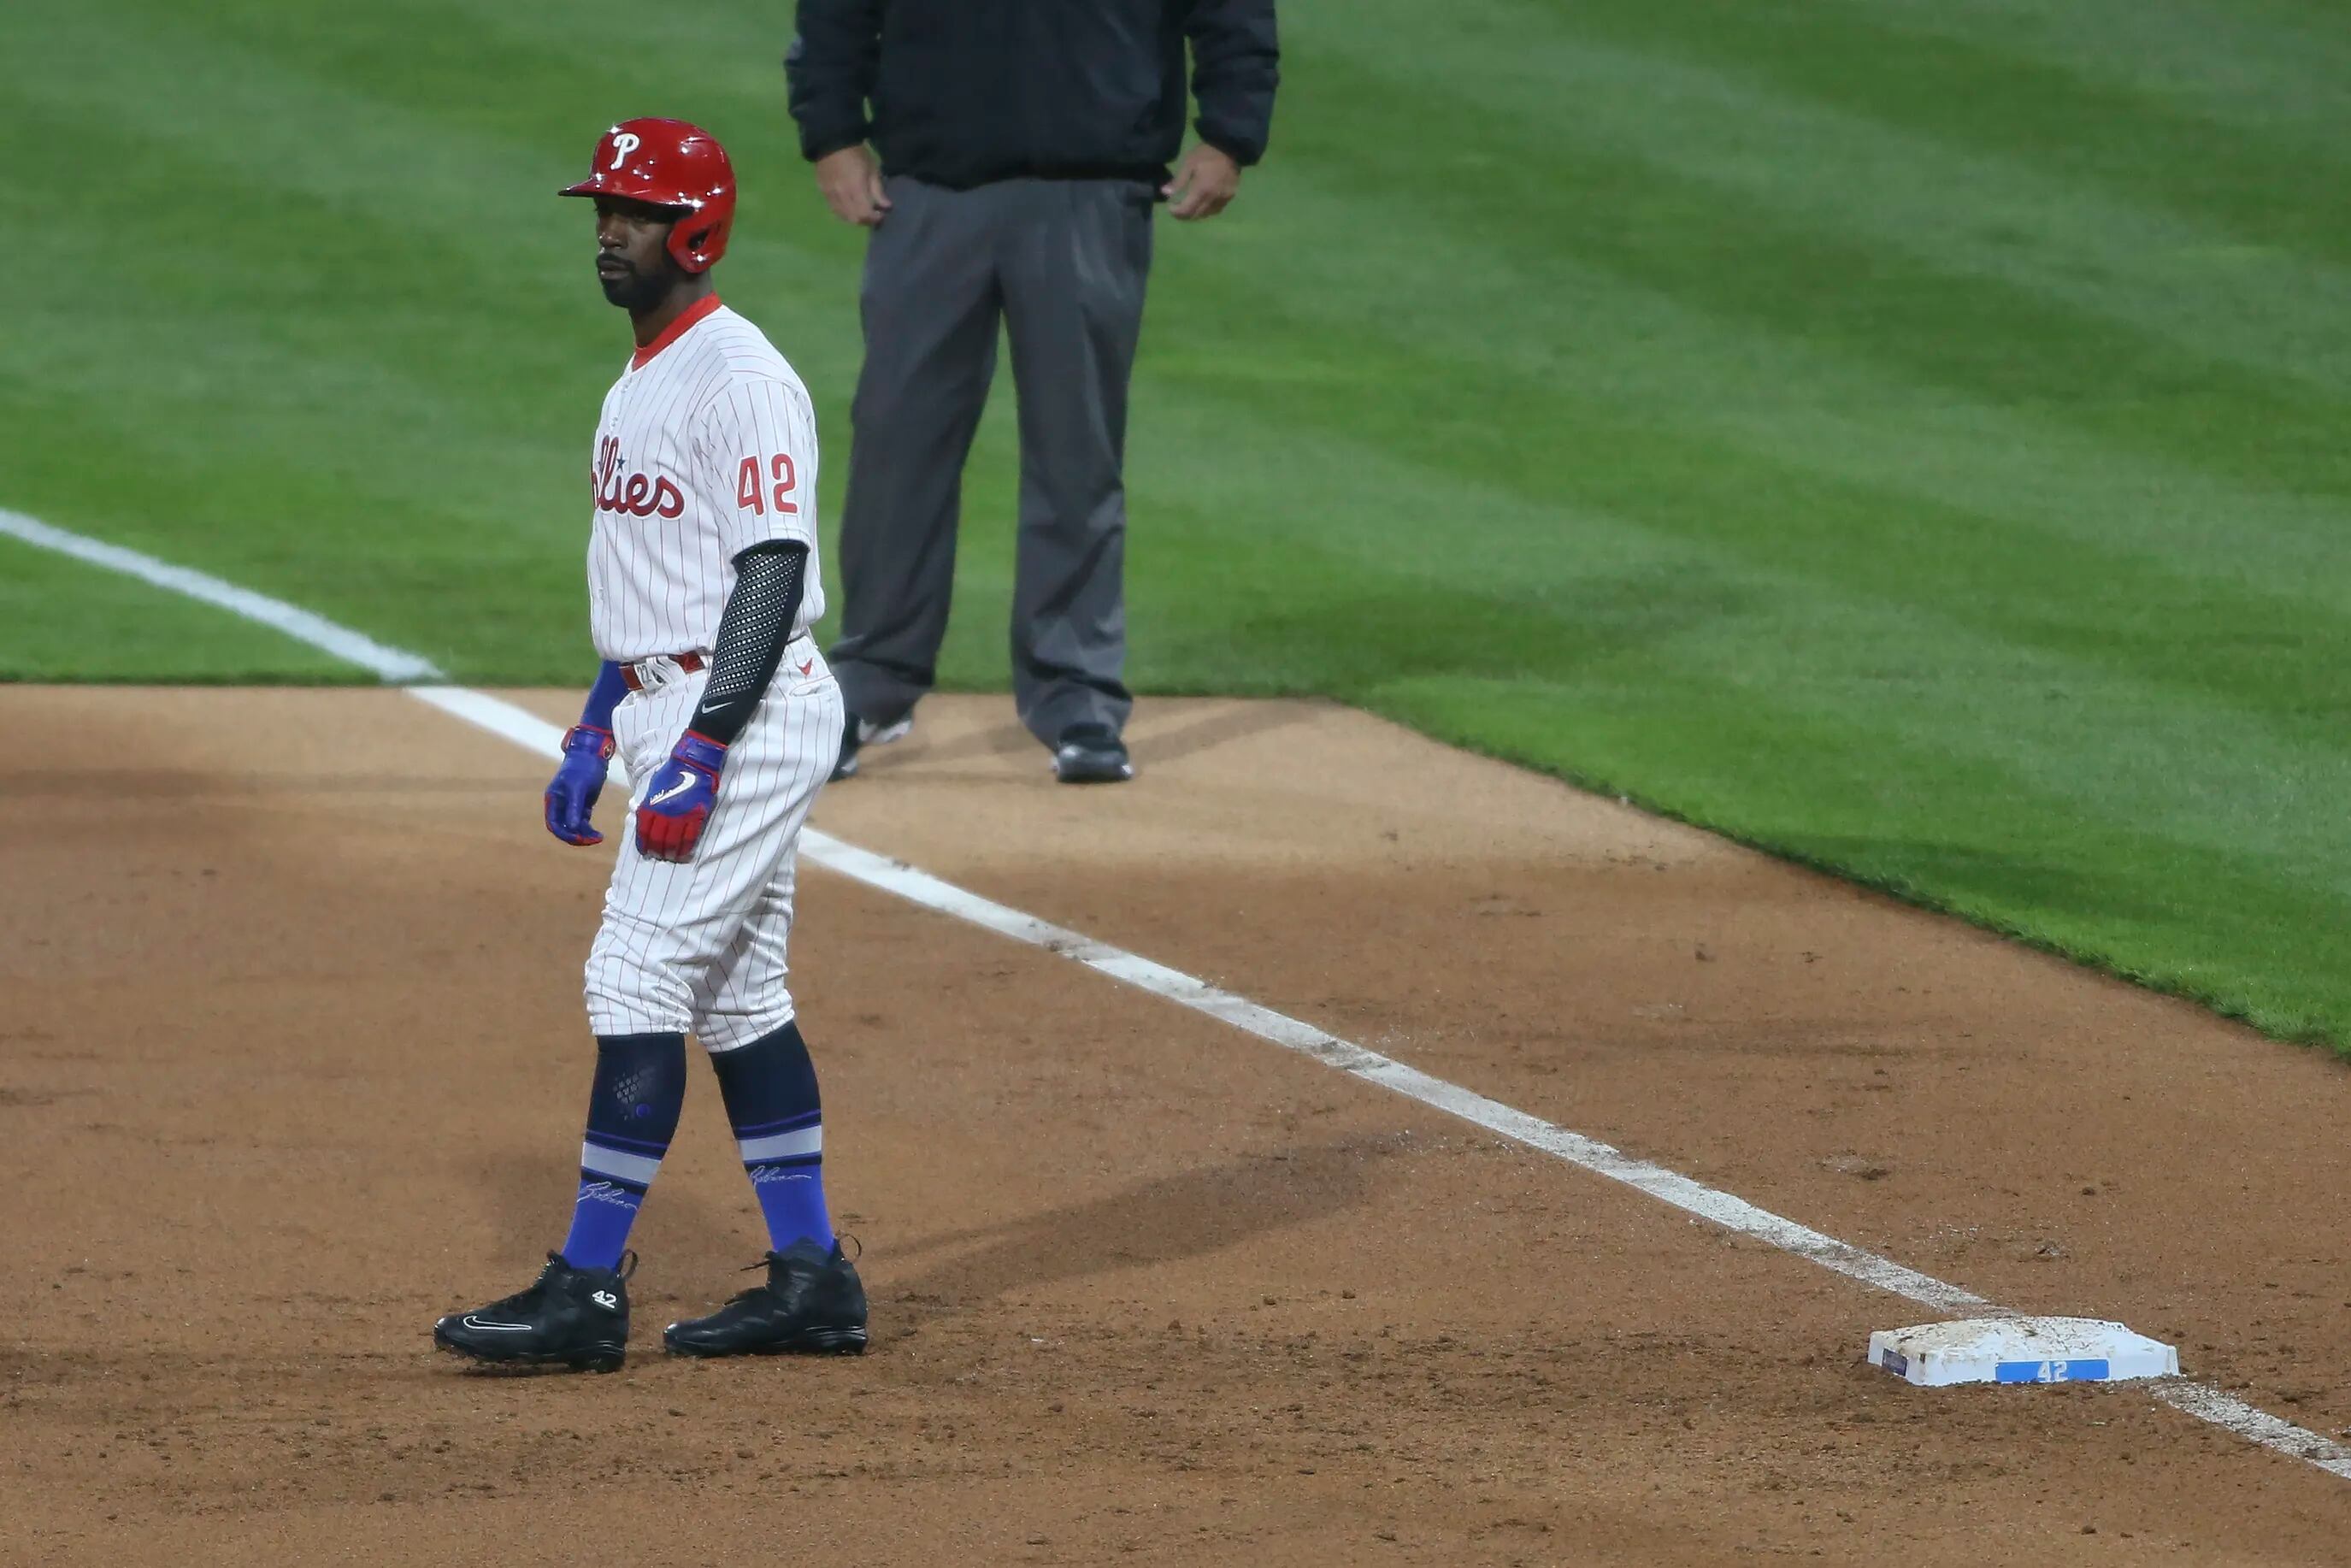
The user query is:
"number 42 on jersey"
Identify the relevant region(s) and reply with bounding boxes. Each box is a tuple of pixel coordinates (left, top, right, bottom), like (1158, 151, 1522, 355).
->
(736, 454, 798, 516)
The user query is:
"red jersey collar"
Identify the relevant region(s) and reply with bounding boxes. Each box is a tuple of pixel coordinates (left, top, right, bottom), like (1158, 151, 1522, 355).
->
(630, 293, 722, 371)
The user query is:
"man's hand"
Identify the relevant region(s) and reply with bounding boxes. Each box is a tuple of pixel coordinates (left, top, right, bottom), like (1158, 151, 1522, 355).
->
(1163, 144, 1243, 221)
(635, 732, 728, 863)
(814, 145, 892, 227)
(545, 725, 615, 846)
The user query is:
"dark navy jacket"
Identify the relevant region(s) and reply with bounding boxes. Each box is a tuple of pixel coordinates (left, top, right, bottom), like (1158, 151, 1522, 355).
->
(787, 0, 1280, 189)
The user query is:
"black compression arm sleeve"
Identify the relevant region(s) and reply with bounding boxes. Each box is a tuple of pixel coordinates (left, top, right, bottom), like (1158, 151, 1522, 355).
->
(687, 541, 809, 746)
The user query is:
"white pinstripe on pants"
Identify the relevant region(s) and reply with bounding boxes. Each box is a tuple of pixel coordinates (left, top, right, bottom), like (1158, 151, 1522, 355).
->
(584, 640, 845, 1052)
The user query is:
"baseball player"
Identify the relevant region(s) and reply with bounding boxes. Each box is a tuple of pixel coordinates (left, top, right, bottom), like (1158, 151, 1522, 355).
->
(434, 118, 865, 1372)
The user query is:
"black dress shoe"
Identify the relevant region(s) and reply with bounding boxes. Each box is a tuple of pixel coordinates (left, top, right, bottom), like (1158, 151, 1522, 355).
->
(433, 1253, 633, 1373)
(1052, 722, 1133, 784)
(831, 713, 912, 781)
(663, 1239, 869, 1357)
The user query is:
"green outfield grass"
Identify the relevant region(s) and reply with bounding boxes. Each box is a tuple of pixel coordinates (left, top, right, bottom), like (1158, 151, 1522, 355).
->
(5, 0, 2350, 1046)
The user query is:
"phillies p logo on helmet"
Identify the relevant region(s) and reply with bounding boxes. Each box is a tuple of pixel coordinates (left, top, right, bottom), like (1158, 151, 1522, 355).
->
(562, 118, 739, 274)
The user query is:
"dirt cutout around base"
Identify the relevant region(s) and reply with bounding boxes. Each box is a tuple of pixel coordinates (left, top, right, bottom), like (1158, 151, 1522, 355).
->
(5, 688, 2348, 1565)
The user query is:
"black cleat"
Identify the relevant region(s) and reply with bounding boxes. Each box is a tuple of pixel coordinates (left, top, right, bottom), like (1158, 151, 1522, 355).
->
(663, 1239, 869, 1358)
(830, 712, 912, 781)
(433, 1253, 633, 1373)
(1052, 722, 1133, 784)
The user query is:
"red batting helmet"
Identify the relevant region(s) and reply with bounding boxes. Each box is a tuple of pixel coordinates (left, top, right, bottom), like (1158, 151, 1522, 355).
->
(561, 118, 736, 274)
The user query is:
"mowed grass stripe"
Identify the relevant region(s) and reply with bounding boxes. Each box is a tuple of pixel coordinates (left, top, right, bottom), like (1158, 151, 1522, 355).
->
(1149, 227, 2351, 737)
(1288, 107, 2351, 516)
(90, 0, 845, 248)
(1835, 0, 2351, 153)
(1131, 372, 2351, 879)
(1309, 3, 2351, 402)
(64, 0, 870, 331)
(1285, 54, 2351, 506)
(0, 99, 590, 673)
(1168, 175, 2351, 614)
(10, 0, 871, 409)
(1565, 0, 2351, 268)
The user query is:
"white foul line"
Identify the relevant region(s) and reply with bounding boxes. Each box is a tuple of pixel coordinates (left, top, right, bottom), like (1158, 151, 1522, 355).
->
(12, 511, 2351, 1484)
(802, 835, 1992, 1314)
(0, 510, 443, 682)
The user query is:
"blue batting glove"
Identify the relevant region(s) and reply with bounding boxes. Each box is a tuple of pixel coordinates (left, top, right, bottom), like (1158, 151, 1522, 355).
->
(545, 724, 615, 846)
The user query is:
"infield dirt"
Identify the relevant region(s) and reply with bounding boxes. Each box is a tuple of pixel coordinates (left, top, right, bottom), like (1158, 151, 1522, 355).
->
(5, 689, 2349, 1565)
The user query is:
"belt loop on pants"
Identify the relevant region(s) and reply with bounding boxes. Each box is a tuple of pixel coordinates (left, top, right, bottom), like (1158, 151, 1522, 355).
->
(619, 650, 707, 693)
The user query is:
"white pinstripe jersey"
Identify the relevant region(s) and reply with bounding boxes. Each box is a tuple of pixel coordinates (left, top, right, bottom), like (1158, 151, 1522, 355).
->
(586, 297, 826, 662)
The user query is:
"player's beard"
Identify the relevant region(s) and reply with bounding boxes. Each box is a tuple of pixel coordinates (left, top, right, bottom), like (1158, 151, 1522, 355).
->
(599, 258, 675, 314)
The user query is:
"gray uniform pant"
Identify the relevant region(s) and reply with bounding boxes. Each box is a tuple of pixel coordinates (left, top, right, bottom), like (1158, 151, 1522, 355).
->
(825, 176, 1155, 746)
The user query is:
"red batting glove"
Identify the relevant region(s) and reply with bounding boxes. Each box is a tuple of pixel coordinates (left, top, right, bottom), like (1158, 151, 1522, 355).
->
(634, 731, 727, 863)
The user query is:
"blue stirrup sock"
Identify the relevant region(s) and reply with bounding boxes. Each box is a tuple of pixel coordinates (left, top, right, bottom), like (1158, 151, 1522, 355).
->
(559, 1031, 687, 1272)
(710, 1019, 833, 1253)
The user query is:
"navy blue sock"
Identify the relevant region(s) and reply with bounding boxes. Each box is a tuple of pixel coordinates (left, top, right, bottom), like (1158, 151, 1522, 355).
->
(710, 1020, 833, 1253)
(559, 1032, 686, 1271)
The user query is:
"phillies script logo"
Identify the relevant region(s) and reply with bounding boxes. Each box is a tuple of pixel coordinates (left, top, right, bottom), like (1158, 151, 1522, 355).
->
(593, 436, 686, 519)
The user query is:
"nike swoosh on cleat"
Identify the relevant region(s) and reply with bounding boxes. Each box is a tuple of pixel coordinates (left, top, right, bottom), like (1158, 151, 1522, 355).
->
(460, 1317, 537, 1332)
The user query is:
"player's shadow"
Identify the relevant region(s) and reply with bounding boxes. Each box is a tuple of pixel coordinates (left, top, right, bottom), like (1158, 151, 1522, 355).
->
(1130, 699, 1322, 764)
(864, 719, 1033, 772)
(873, 1139, 1385, 1325)
(471, 1152, 746, 1284)
(852, 699, 1321, 776)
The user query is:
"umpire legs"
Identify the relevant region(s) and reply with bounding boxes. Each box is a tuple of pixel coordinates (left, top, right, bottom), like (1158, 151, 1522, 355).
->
(829, 176, 1154, 748)
(1000, 179, 1153, 746)
(826, 178, 1002, 728)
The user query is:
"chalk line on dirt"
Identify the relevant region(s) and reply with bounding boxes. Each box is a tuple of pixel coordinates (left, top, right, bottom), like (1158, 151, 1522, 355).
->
(13, 509, 2350, 1483)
